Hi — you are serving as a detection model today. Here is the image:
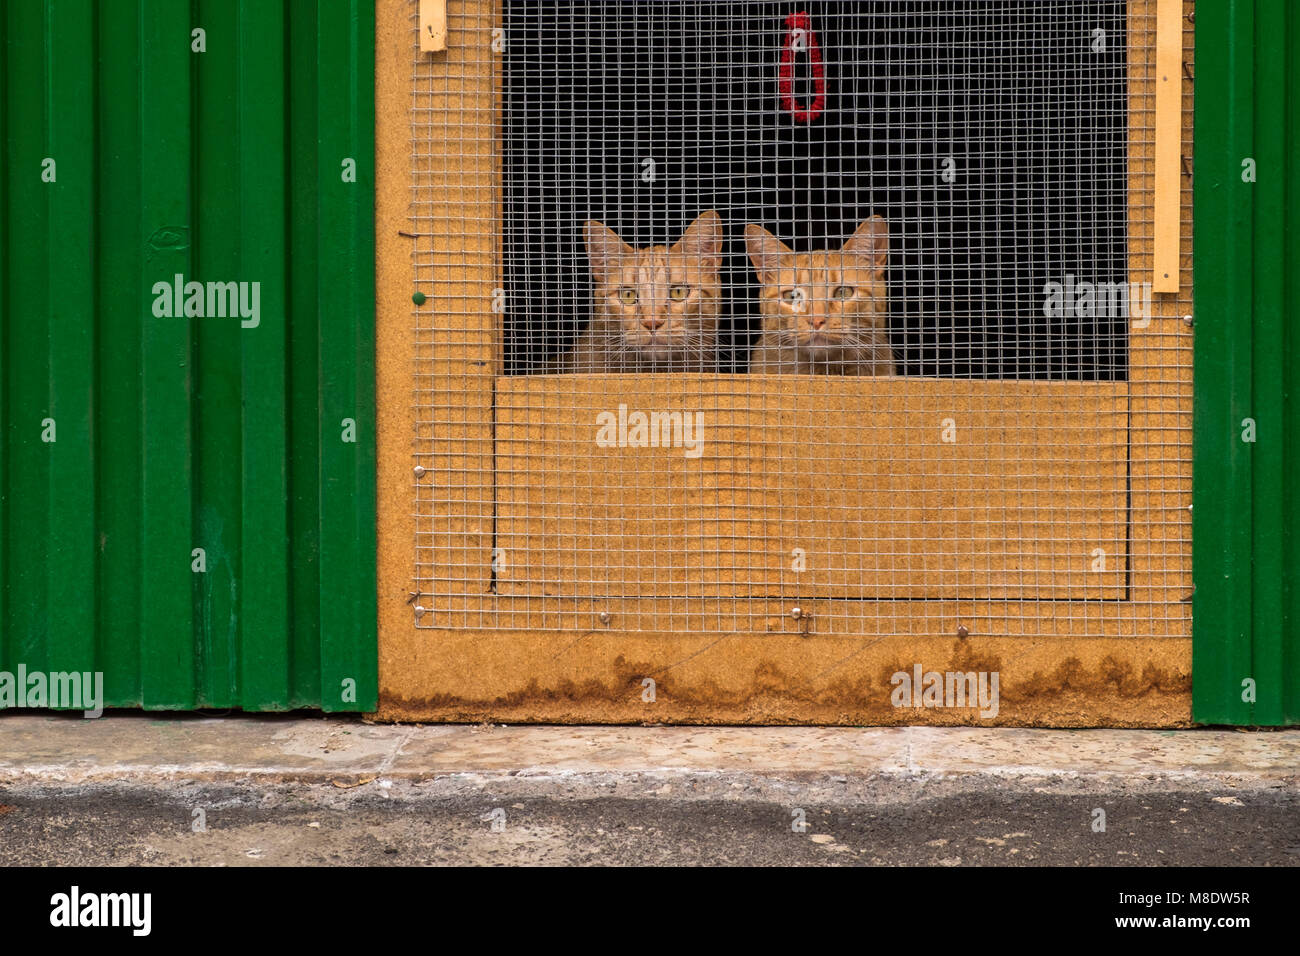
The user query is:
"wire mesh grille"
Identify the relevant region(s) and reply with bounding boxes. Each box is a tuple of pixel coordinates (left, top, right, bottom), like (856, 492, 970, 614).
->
(409, 0, 1193, 638)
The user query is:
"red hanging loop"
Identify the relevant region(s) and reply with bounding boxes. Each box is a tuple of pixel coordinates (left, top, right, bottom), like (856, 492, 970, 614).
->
(779, 11, 826, 123)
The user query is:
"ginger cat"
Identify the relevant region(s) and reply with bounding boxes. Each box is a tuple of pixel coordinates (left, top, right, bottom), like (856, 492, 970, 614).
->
(744, 217, 897, 375)
(559, 210, 723, 373)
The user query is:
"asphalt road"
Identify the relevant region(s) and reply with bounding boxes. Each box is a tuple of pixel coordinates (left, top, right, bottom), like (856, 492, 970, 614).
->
(2, 780, 1296, 866)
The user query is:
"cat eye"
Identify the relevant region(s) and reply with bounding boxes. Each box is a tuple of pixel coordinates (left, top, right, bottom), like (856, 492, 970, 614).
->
(669, 285, 691, 301)
(832, 285, 856, 299)
(780, 288, 805, 304)
(617, 287, 638, 305)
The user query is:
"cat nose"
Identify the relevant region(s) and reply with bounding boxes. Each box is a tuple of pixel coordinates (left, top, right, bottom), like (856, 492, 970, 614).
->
(807, 315, 828, 330)
(640, 316, 666, 331)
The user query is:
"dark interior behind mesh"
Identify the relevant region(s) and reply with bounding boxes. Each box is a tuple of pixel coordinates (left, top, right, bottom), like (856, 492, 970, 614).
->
(500, 0, 1129, 377)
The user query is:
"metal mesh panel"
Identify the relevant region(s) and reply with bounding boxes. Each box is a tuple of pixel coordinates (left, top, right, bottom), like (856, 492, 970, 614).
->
(409, 0, 1193, 639)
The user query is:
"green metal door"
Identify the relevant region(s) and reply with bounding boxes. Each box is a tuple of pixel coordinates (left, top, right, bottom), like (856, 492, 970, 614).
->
(1193, 0, 1299, 725)
(5, 0, 1297, 723)
(0, 0, 376, 711)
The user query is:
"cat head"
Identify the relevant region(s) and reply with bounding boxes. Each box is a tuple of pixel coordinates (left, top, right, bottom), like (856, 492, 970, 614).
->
(584, 210, 723, 366)
(744, 217, 890, 360)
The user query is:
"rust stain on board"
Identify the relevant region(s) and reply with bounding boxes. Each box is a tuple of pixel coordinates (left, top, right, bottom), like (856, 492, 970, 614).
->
(378, 636, 1192, 727)
(1019, 655, 1191, 699)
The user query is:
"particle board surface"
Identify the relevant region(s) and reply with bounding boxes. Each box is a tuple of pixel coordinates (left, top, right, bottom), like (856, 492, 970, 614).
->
(494, 376, 1129, 601)
(374, 0, 1195, 726)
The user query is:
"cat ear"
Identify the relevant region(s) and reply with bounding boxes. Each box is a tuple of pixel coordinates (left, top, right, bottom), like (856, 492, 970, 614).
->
(584, 220, 633, 284)
(672, 210, 723, 267)
(744, 224, 793, 285)
(842, 216, 889, 272)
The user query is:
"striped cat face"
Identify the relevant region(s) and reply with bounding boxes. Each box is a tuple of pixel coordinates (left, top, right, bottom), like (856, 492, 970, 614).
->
(584, 211, 723, 366)
(745, 217, 890, 361)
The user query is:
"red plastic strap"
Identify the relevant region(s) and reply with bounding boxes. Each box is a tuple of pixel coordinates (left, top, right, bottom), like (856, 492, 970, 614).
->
(779, 11, 826, 123)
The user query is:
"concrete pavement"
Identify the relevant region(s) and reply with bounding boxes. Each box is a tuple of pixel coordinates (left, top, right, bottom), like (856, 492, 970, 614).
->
(1, 714, 1296, 865)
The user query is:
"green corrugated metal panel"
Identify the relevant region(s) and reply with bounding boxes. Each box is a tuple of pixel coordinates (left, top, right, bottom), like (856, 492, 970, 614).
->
(1193, 0, 1299, 725)
(0, 0, 376, 711)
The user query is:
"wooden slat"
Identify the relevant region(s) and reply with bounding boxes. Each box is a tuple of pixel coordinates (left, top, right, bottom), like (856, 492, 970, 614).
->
(494, 377, 1129, 601)
(420, 0, 448, 52)
(1153, 0, 1183, 292)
